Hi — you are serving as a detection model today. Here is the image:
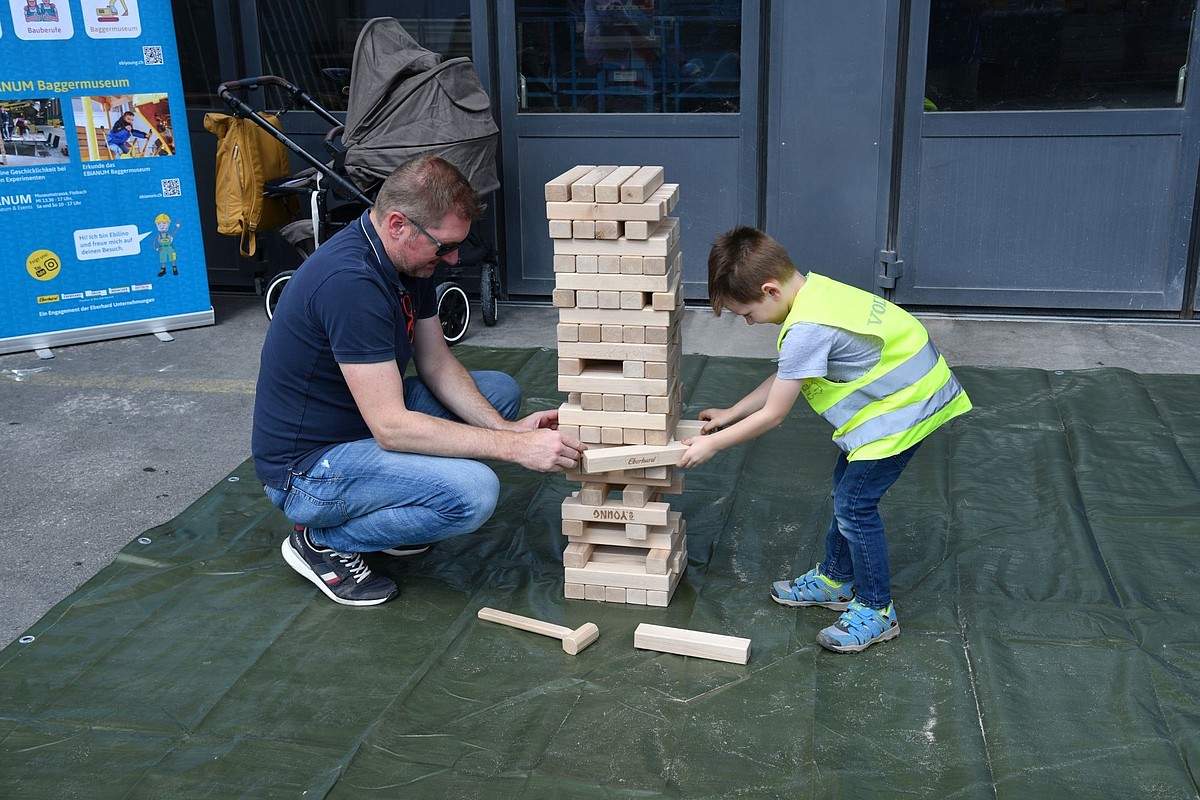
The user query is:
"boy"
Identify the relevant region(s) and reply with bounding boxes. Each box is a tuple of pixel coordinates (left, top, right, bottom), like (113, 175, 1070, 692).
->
(678, 226, 971, 653)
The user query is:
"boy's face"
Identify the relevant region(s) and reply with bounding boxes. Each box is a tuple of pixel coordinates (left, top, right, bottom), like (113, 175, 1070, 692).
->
(725, 282, 790, 326)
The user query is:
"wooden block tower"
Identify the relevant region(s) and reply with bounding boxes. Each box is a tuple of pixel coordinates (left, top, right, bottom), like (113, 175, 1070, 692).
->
(546, 165, 692, 607)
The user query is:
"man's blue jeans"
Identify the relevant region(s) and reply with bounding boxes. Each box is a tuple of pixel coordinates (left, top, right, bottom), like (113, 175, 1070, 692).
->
(819, 443, 921, 610)
(264, 370, 521, 554)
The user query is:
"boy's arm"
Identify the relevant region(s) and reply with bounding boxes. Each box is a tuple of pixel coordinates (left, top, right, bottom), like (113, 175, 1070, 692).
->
(679, 376, 803, 468)
(699, 372, 777, 432)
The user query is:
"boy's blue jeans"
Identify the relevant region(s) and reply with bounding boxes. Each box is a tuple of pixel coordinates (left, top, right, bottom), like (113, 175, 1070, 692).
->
(264, 370, 521, 554)
(819, 443, 921, 610)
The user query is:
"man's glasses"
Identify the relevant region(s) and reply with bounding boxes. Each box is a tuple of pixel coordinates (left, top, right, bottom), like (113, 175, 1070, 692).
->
(397, 290, 415, 343)
(406, 214, 461, 258)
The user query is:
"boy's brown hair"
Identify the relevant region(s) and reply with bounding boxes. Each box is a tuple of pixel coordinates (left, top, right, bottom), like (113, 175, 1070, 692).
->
(707, 225, 797, 314)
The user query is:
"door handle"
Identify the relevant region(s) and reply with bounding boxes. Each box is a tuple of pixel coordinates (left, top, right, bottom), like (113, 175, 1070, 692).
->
(519, 73, 528, 110)
(1178, 64, 1187, 105)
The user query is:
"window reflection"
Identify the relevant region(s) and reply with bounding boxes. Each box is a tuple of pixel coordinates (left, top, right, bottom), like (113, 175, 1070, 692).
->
(255, 1, 473, 112)
(517, 1, 742, 113)
(925, 0, 1197, 111)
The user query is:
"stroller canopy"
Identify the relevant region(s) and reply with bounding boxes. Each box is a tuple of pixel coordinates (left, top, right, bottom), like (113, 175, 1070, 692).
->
(341, 18, 500, 196)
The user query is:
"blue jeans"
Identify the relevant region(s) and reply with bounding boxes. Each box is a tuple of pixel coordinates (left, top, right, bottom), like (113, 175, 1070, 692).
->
(264, 370, 521, 553)
(819, 443, 921, 610)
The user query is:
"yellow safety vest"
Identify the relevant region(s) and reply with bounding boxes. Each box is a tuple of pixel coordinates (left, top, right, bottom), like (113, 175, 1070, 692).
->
(777, 272, 971, 460)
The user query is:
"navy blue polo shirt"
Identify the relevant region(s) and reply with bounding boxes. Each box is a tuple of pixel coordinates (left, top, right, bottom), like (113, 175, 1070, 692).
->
(252, 210, 437, 490)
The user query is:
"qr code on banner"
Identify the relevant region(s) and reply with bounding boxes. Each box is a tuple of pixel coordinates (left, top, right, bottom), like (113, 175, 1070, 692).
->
(143, 45, 164, 65)
(161, 178, 182, 198)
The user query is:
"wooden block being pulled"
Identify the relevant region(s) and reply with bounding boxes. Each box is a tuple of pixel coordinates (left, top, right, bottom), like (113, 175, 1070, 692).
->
(583, 441, 688, 473)
(633, 623, 751, 665)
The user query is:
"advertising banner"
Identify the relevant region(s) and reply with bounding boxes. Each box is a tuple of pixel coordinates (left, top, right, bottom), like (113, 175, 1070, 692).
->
(1, 0, 212, 355)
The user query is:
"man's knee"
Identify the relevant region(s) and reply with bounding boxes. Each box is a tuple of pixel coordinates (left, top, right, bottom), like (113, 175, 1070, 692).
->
(476, 370, 522, 420)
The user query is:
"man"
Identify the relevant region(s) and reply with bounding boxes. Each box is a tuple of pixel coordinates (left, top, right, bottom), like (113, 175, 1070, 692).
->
(253, 155, 584, 606)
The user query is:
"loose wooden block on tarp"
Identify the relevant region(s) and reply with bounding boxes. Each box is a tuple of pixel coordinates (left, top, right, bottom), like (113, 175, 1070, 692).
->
(634, 623, 751, 665)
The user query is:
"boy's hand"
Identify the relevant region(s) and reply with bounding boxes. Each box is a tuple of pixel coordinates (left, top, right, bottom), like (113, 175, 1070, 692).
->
(698, 407, 735, 434)
(677, 435, 720, 468)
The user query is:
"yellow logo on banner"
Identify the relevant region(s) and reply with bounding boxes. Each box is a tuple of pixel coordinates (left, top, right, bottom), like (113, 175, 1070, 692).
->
(26, 250, 62, 281)
(36, 295, 60, 304)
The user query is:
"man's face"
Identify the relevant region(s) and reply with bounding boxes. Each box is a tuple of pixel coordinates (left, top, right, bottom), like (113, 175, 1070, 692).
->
(384, 211, 470, 279)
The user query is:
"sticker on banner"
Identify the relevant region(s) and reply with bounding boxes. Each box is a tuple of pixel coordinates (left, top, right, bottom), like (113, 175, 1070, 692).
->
(74, 225, 153, 261)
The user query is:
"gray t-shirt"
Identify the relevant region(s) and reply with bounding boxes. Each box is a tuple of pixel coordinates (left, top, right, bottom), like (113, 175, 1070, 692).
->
(777, 322, 882, 382)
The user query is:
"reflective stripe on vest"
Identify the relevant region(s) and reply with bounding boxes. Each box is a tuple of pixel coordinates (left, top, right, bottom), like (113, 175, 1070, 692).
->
(833, 369, 966, 454)
(820, 339, 943, 429)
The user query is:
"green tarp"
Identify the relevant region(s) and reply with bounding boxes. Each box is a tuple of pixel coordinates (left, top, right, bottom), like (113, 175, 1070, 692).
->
(2, 348, 1199, 797)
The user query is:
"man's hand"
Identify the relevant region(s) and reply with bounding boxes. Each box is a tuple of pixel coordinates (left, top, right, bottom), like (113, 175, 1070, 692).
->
(514, 428, 585, 472)
(513, 408, 560, 431)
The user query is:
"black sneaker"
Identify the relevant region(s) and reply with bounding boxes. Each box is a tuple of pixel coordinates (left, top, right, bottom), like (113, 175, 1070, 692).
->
(379, 543, 433, 557)
(281, 525, 398, 606)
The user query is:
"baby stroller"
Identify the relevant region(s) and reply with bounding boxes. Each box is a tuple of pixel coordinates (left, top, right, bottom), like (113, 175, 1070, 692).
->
(217, 18, 502, 343)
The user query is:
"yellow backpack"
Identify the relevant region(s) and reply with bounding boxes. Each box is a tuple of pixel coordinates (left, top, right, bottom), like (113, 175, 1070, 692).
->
(202, 112, 297, 257)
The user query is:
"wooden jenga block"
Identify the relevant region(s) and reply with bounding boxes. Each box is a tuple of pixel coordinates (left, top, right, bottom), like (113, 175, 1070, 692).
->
(623, 428, 645, 445)
(559, 357, 585, 375)
(622, 484, 657, 508)
(580, 426, 602, 443)
(585, 584, 606, 601)
(564, 582, 586, 599)
(634, 623, 751, 665)
(621, 292, 645, 310)
(652, 275, 680, 310)
(546, 165, 596, 201)
(626, 588, 648, 605)
(576, 254, 599, 273)
(621, 166, 665, 203)
(602, 394, 625, 412)
(559, 402, 670, 431)
(561, 494, 671, 526)
(623, 361, 645, 378)
(598, 254, 621, 273)
(559, 341, 670, 362)
(580, 392, 602, 410)
(567, 391, 581, 405)
(572, 219, 596, 239)
(559, 424, 580, 439)
(598, 324, 620, 343)
(675, 419, 704, 439)
(564, 550, 681, 592)
(578, 323, 601, 342)
(559, 304, 678, 326)
(557, 323, 579, 342)
(595, 220, 620, 239)
(582, 441, 688, 473)
(558, 363, 667, 395)
(544, 183, 677, 221)
(645, 326, 670, 344)
(554, 254, 576, 272)
(626, 523, 649, 541)
(552, 288, 575, 308)
(646, 549, 671, 575)
(598, 290, 621, 309)
(622, 326, 646, 344)
(554, 271, 674, 293)
(594, 165, 641, 202)
(549, 219, 573, 238)
(562, 519, 585, 537)
(552, 217, 679, 256)
(570, 165, 619, 202)
(561, 514, 681, 547)
(579, 482, 609, 506)
(625, 220, 652, 239)
(605, 586, 627, 603)
(624, 394, 647, 412)
(621, 255, 643, 274)
(601, 427, 624, 444)
(646, 590, 670, 607)
(576, 290, 599, 308)
(647, 394, 673, 414)
(563, 541, 595, 568)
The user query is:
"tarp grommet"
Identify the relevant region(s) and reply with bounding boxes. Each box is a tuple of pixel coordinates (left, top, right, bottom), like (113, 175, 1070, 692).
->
(18, 636, 35, 644)
(137, 537, 152, 545)
(228, 476, 240, 482)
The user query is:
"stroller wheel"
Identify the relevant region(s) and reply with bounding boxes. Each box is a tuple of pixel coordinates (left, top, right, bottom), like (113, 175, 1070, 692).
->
(264, 270, 296, 320)
(480, 261, 499, 327)
(436, 282, 470, 344)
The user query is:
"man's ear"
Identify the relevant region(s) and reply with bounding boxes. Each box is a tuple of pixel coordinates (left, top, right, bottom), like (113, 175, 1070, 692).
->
(384, 209, 408, 239)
